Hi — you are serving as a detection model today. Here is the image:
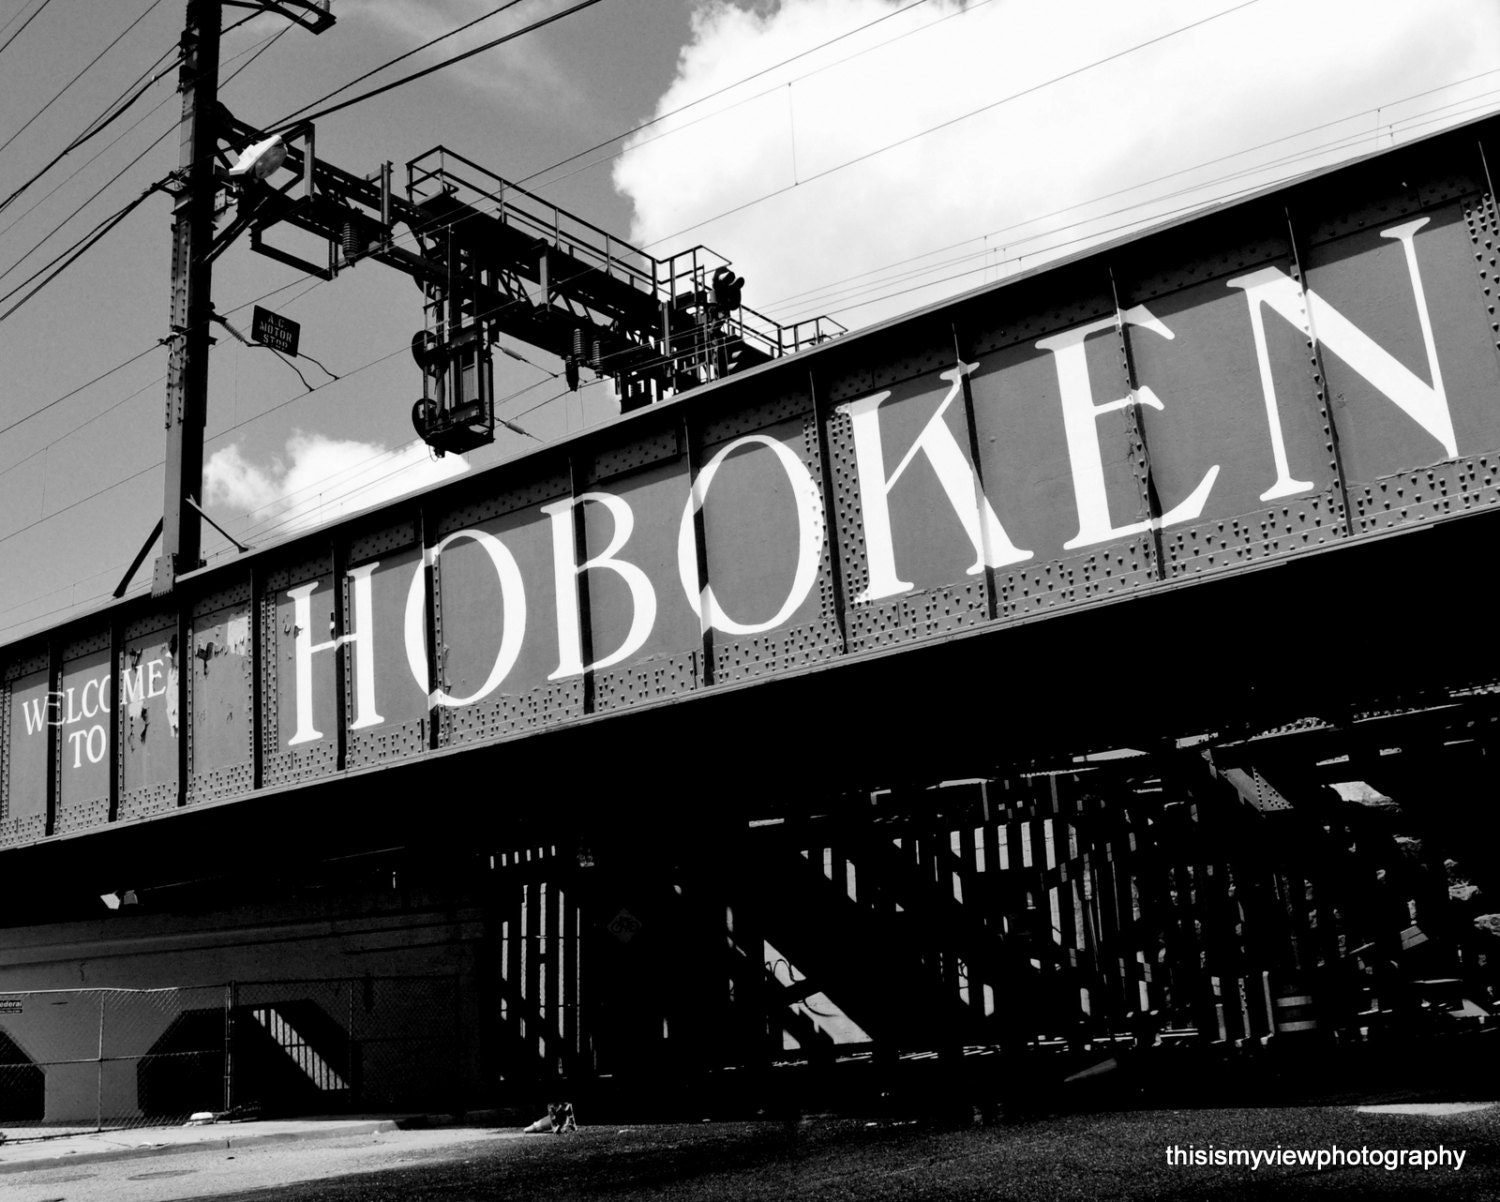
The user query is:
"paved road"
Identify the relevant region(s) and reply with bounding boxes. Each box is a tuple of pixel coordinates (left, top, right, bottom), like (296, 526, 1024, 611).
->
(5, 1103, 1497, 1201)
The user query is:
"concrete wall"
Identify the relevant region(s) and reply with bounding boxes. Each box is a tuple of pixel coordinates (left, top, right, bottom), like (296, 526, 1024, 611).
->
(0, 887, 490, 1122)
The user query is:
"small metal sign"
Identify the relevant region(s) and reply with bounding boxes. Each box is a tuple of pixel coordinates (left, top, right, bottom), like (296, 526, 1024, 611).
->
(251, 306, 301, 356)
(0, 998, 20, 1014)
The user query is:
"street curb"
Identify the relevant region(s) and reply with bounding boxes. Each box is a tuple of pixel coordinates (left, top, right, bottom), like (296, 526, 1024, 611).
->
(0, 1118, 402, 1175)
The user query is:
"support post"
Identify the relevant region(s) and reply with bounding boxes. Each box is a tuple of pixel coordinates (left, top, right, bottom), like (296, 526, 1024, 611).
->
(155, 0, 223, 596)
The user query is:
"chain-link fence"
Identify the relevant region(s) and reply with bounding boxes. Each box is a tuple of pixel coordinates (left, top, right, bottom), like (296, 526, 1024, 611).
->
(0, 975, 460, 1134)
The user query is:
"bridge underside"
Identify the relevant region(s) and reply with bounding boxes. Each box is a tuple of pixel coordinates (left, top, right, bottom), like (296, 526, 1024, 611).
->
(2, 512, 1497, 1114)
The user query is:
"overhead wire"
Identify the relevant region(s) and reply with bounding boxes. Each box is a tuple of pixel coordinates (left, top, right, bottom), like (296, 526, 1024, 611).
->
(0, 0, 53, 61)
(640, 0, 1268, 250)
(0, 22, 285, 251)
(0, 183, 165, 323)
(265, 0, 613, 132)
(273, 0, 532, 127)
(0, 0, 171, 162)
(771, 91, 1500, 323)
(494, 0, 942, 192)
(772, 94, 1500, 325)
(2, 1, 1493, 629)
(0, 0, 176, 216)
(756, 65, 1500, 316)
(0, 20, 290, 283)
(221, 78, 1500, 550)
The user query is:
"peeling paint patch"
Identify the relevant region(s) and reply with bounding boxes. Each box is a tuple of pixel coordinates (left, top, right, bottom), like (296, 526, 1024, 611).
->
(225, 613, 250, 656)
(165, 651, 179, 738)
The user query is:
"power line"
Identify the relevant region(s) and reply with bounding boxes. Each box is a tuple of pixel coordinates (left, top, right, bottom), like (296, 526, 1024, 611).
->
(0, 344, 161, 442)
(273, 0, 532, 128)
(0, 20, 293, 426)
(0, 0, 54, 61)
(266, 0, 613, 132)
(0, 2, 176, 216)
(0, 22, 284, 252)
(776, 96, 1500, 325)
(642, 0, 1268, 250)
(0, 183, 164, 323)
(506, 0, 944, 191)
(2, 7, 1488, 627)
(0, 0, 171, 162)
(759, 69, 1500, 319)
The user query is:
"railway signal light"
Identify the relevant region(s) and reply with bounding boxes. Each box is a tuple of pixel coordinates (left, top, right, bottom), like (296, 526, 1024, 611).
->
(712, 266, 744, 314)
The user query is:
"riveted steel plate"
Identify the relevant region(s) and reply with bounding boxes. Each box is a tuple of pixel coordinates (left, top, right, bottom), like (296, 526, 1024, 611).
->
(965, 323, 1152, 600)
(699, 409, 840, 682)
(0, 812, 44, 848)
(57, 643, 111, 819)
(4, 667, 48, 831)
(53, 797, 108, 834)
(961, 260, 1115, 359)
(828, 362, 998, 647)
(348, 717, 427, 769)
(1119, 256, 1346, 550)
(0, 685, 8, 822)
(1348, 453, 1500, 533)
(118, 627, 178, 805)
(594, 649, 698, 713)
(188, 761, 254, 803)
(702, 389, 813, 445)
(349, 516, 418, 563)
(4, 646, 48, 683)
(847, 579, 988, 653)
(263, 739, 336, 787)
(433, 485, 583, 740)
(6, 117, 1500, 846)
(1163, 491, 1343, 577)
(585, 421, 680, 484)
(193, 576, 252, 614)
(994, 538, 1156, 617)
(713, 614, 840, 680)
(342, 545, 429, 769)
(186, 599, 254, 804)
(1294, 156, 1427, 248)
(579, 456, 702, 702)
(442, 676, 583, 746)
(61, 628, 109, 658)
(436, 466, 569, 537)
(824, 313, 958, 403)
(123, 610, 175, 641)
(1306, 199, 1500, 484)
(262, 555, 339, 786)
(1110, 201, 1290, 307)
(117, 780, 177, 822)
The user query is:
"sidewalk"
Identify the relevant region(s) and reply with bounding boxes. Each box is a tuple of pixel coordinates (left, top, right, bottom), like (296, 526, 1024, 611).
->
(0, 1114, 420, 1174)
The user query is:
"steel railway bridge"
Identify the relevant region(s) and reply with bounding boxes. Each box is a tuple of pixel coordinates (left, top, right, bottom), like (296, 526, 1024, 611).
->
(3, 113, 1500, 1124)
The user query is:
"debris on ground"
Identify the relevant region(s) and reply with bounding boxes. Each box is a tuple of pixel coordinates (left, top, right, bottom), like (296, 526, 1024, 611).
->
(524, 1102, 577, 1134)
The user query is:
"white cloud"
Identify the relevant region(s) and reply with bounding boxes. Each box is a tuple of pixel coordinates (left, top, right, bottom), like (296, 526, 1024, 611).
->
(614, 0, 1500, 331)
(343, 0, 581, 115)
(205, 431, 468, 539)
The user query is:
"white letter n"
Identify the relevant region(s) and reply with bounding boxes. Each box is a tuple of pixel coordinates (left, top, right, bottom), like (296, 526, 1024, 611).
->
(1227, 216, 1454, 502)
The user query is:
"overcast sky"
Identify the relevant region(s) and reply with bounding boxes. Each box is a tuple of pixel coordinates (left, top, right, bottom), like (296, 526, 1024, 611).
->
(1, 0, 1497, 644)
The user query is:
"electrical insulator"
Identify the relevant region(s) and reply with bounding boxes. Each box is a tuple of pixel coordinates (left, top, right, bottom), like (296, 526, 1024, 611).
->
(565, 328, 583, 391)
(342, 218, 362, 262)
